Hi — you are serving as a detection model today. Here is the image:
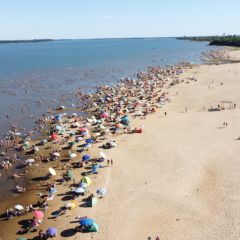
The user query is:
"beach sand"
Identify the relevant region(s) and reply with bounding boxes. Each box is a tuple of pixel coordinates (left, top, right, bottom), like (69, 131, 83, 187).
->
(1, 49, 240, 240)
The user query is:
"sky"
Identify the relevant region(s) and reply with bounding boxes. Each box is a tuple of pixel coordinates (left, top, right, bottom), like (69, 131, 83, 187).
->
(0, 0, 240, 40)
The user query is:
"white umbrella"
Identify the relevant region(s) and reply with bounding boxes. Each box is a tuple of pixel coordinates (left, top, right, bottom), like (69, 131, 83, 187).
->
(49, 167, 56, 176)
(25, 159, 35, 164)
(69, 153, 77, 158)
(100, 152, 107, 159)
(65, 202, 73, 208)
(52, 152, 60, 157)
(74, 187, 85, 193)
(15, 205, 24, 211)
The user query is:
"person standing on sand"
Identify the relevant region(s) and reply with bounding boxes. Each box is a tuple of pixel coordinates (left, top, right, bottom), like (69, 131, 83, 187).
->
(156, 237, 160, 240)
(110, 159, 113, 166)
(164, 112, 167, 117)
(107, 159, 110, 166)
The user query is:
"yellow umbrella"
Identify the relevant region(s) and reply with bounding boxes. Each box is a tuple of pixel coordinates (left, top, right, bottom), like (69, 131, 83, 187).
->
(81, 176, 92, 186)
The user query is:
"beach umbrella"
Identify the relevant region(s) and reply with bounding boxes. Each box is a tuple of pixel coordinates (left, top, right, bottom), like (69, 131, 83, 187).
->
(100, 112, 109, 118)
(74, 187, 85, 194)
(81, 176, 92, 186)
(72, 113, 77, 117)
(51, 134, 59, 140)
(66, 170, 73, 179)
(85, 139, 94, 144)
(55, 114, 62, 121)
(49, 167, 56, 176)
(52, 152, 60, 157)
(79, 127, 87, 132)
(116, 123, 123, 128)
(92, 164, 100, 173)
(99, 152, 107, 159)
(25, 159, 35, 164)
(96, 188, 107, 196)
(76, 136, 83, 142)
(72, 122, 80, 127)
(22, 142, 30, 149)
(46, 227, 57, 236)
(34, 210, 44, 219)
(69, 152, 77, 159)
(88, 222, 99, 232)
(55, 125, 62, 130)
(79, 182, 88, 189)
(33, 146, 39, 152)
(82, 154, 91, 161)
(79, 218, 94, 226)
(14, 205, 24, 211)
(49, 187, 57, 195)
(65, 201, 77, 209)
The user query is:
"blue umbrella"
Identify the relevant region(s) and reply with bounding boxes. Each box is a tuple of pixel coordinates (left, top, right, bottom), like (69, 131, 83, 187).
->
(79, 218, 94, 226)
(92, 164, 100, 173)
(85, 139, 94, 144)
(47, 227, 57, 236)
(55, 115, 62, 121)
(82, 154, 91, 161)
(79, 182, 88, 189)
(49, 187, 57, 195)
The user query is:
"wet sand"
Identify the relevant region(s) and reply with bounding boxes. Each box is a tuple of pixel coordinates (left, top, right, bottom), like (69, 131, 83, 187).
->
(1, 48, 240, 240)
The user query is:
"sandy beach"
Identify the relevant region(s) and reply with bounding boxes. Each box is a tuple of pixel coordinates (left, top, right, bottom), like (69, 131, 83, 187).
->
(1, 48, 240, 240)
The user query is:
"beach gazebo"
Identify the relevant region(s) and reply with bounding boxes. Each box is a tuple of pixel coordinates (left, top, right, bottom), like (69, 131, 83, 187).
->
(221, 100, 234, 109)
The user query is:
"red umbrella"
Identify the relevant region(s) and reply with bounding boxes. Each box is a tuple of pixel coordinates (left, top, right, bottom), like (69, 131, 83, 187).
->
(79, 127, 87, 132)
(34, 210, 44, 219)
(51, 134, 59, 140)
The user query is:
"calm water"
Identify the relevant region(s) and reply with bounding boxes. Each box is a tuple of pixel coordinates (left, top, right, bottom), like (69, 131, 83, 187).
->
(0, 38, 220, 136)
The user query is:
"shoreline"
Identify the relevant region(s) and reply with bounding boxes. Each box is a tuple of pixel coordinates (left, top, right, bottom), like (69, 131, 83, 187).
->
(0, 46, 240, 239)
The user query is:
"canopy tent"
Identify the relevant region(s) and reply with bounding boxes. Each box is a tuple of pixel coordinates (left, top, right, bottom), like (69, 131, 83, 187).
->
(87, 197, 98, 207)
(79, 218, 94, 226)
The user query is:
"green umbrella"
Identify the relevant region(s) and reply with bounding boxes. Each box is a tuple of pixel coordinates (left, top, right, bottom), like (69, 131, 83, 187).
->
(88, 222, 99, 232)
(67, 170, 73, 179)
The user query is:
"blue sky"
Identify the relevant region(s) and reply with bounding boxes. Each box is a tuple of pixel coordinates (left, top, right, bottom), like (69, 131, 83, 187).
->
(0, 0, 239, 40)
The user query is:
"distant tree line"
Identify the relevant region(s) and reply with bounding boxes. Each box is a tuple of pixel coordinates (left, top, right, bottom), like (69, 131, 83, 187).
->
(177, 35, 240, 47)
(0, 39, 53, 44)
